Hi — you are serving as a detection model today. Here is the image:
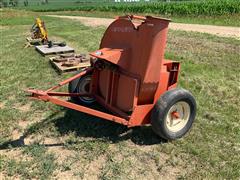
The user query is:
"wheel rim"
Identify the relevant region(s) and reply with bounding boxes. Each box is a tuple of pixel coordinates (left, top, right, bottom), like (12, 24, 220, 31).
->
(165, 101, 190, 132)
(77, 76, 95, 103)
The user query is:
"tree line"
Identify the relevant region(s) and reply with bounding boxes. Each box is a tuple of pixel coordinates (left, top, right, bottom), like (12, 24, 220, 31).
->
(0, 0, 49, 7)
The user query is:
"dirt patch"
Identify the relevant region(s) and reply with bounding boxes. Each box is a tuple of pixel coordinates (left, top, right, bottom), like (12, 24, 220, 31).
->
(54, 171, 79, 180)
(46, 15, 240, 39)
(0, 149, 22, 158)
(160, 165, 183, 179)
(0, 101, 6, 109)
(107, 141, 186, 179)
(18, 120, 31, 129)
(127, 141, 159, 153)
(8, 95, 16, 101)
(0, 25, 10, 30)
(83, 155, 106, 180)
(0, 149, 32, 164)
(135, 152, 183, 179)
(12, 119, 36, 139)
(2, 151, 32, 165)
(11, 129, 22, 141)
(14, 102, 32, 112)
(47, 15, 112, 27)
(54, 151, 87, 179)
(12, 116, 42, 137)
(43, 137, 60, 145)
(48, 146, 73, 163)
(19, 136, 53, 146)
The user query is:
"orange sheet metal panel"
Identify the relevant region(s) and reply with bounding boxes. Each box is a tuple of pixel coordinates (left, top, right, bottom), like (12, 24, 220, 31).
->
(90, 48, 131, 69)
(128, 104, 153, 127)
(92, 16, 171, 112)
(97, 68, 138, 112)
(115, 73, 138, 112)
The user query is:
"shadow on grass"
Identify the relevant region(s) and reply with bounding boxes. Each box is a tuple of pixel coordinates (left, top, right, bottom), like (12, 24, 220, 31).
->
(0, 106, 166, 150)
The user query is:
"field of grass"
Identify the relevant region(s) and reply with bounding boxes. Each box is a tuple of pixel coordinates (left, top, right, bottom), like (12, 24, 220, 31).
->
(11, 0, 240, 27)
(46, 10, 240, 27)
(0, 9, 240, 179)
(20, 0, 240, 16)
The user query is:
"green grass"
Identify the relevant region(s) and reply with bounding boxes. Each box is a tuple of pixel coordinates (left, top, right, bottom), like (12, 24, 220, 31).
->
(19, 0, 240, 16)
(13, 0, 240, 26)
(0, 9, 39, 25)
(0, 144, 57, 179)
(0, 9, 240, 179)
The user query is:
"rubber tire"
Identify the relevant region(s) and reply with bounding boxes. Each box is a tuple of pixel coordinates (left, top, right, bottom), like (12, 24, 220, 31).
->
(151, 88, 196, 140)
(68, 73, 95, 105)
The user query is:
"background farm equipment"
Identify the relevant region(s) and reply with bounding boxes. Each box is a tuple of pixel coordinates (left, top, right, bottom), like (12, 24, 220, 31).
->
(27, 15, 196, 140)
(25, 17, 49, 47)
(26, 18, 68, 50)
(31, 17, 48, 44)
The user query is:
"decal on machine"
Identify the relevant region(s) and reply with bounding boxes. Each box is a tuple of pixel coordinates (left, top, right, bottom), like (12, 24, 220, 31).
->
(112, 27, 134, 33)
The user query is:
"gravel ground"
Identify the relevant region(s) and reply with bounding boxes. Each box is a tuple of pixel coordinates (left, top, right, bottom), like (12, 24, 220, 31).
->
(47, 15, 240, 39)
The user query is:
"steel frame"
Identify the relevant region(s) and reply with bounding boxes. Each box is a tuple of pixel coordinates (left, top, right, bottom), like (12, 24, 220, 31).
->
(27, 67, 129, 126)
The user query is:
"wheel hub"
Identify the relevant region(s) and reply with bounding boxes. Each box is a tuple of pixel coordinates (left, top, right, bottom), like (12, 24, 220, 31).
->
(77, 76, 95, 103)
(166, 101, 190, 132)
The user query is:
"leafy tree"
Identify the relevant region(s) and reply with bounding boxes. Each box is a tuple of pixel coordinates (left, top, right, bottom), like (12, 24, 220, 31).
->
(24, 0, 28, 6)
(9, 0, 18, 6)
